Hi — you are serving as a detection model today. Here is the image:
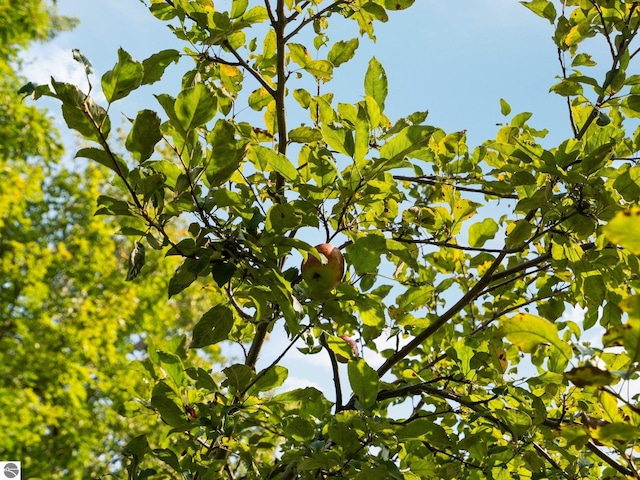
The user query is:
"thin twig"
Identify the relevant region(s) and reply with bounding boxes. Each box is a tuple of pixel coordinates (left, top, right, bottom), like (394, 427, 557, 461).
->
(222, 40, 276, 97)
(283, 0, 349, 43)
(393, 174, 518, 199)
(242, 325, 311, 395)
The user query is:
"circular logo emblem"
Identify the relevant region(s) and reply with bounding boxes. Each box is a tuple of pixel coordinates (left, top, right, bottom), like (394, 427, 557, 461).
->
(4, 463, 19, 479)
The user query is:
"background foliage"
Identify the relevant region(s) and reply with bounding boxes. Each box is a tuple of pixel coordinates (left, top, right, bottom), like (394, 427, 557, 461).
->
(1, 1, 222, 478)
(10, 0, 640, 478)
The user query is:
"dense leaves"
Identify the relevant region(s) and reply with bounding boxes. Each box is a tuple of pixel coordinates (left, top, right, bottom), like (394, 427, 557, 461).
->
(0, 3, 223, 478)
(21, 0, 640, 478)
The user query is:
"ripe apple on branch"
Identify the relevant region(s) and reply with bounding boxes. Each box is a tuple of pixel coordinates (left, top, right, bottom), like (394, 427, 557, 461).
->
(300, 243, 345, 294)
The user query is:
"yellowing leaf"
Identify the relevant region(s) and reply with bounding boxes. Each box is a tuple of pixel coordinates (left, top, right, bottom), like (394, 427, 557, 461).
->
(603, 207, 640, 254)
(468, 218, 499, 247)
(505, 219, 533, 249)
(502, 313, 572, 365)
(564, 365, 614, 388)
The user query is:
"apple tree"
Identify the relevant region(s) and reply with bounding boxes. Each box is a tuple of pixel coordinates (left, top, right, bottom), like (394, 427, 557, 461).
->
(25, 0, 640, 478)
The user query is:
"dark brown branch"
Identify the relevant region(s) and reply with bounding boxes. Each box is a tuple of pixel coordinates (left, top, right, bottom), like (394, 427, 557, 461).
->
(274, 0, 288, 196)
(320, 333, 344, 412)
(243, 325, 310, 394)
(590, 0, 616, 58)
(586, 441, 636, 477)
(286, 0, 310, 23)
(245, 320, 271, 369)
(575, 4, 640, 140)
(423, 442, 483, 470)
(393, 174, 518, 199)
(373, 248, 508, 380)
(532, 442, 571, 479)
(557, 48, 579, 138)
(394, 236, 511, 254)
(283, 0, 350, 43)
(222, 40, 276, 97)
(264, 0, 276, 26)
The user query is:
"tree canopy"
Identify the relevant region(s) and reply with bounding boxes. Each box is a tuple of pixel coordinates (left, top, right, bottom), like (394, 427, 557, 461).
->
(1, 2, 222, 478)
(17, 0, 640, 478)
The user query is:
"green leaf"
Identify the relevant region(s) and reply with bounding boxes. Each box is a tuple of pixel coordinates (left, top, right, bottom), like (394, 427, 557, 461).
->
(206, 119, 245, 187)
(288, 126, 322, 143)
(564, 365, 614, 388)
(95, 195, 134, 216)
(283, 416, 316, 441)
(348, 358, 379, 410)
(289, 43, 311, 68)
(468, 218, 499, 248)
(190, 305, 235, 348)
(493, 408, 533, 438)
(248, 145, 298, 181)
(240, 6, 269, 24)
(321, 122, 354, 158)
(222, 364, 254, 393)
(500, 98, 511, 116)
(581, 142, 613, 175)
(520, 0, 556, 24)
(211, 261, 237, 287)
(247, 365, 288, 394)
(613, 165, 640, 202)
(379, 125, 436, 162)
(51, 81, 111, 142)
(265, 203, 301, 232)
(153, 449, 182, 472)
(142, 49, 180, 85)
(383, 0, 415, 9)
(150, 394, 185, 427)
(327, 38, 359, 67)
(101, 48, 144, 103)
(347, 235, 386, 275)
(304, 60, 334, 80)
(168, 257, 209, 298)
(549, 79, 582, 97)
(364, 57, 387, 111)
(126, 241, 146, 281)
(248, 87, 272, 111)
(326, 335, 358, 362)
(174, 83, 217, 132)
(126, 109, 163, 162)
(592, 423, 640, 444)
(230, 0, 249, 18)
(123, 435, 149, 462)
(502, 313, 572, 367)
(603, 298, 640, 364)
(158, 351, 185, 388)
(505, 219, 533, 249)
(76, 147, 128, 176)
(603, 207, 640, 255)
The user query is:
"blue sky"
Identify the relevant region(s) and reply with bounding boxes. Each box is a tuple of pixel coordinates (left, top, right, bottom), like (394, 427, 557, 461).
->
(22, 1, 594, 404)
(24, 1, 572, 148)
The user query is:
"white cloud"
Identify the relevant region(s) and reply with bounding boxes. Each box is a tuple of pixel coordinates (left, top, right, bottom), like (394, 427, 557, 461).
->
(20, 44, 106, 103)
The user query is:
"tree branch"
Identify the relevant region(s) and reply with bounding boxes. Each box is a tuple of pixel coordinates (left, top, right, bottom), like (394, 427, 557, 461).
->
(586, 441, 636, 477)
(393, 174, 518, 199)
(373, 248, 508, 380)
(274, 0, 288, 196)
(320, 333, 343, 413)
(242, 325, 310, 395)
(283, 0, 350, 43)
(221, 41, 276, 97)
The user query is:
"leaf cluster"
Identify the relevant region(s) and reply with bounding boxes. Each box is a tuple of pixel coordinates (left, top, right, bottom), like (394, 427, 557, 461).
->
(21, 0, 640, 478)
